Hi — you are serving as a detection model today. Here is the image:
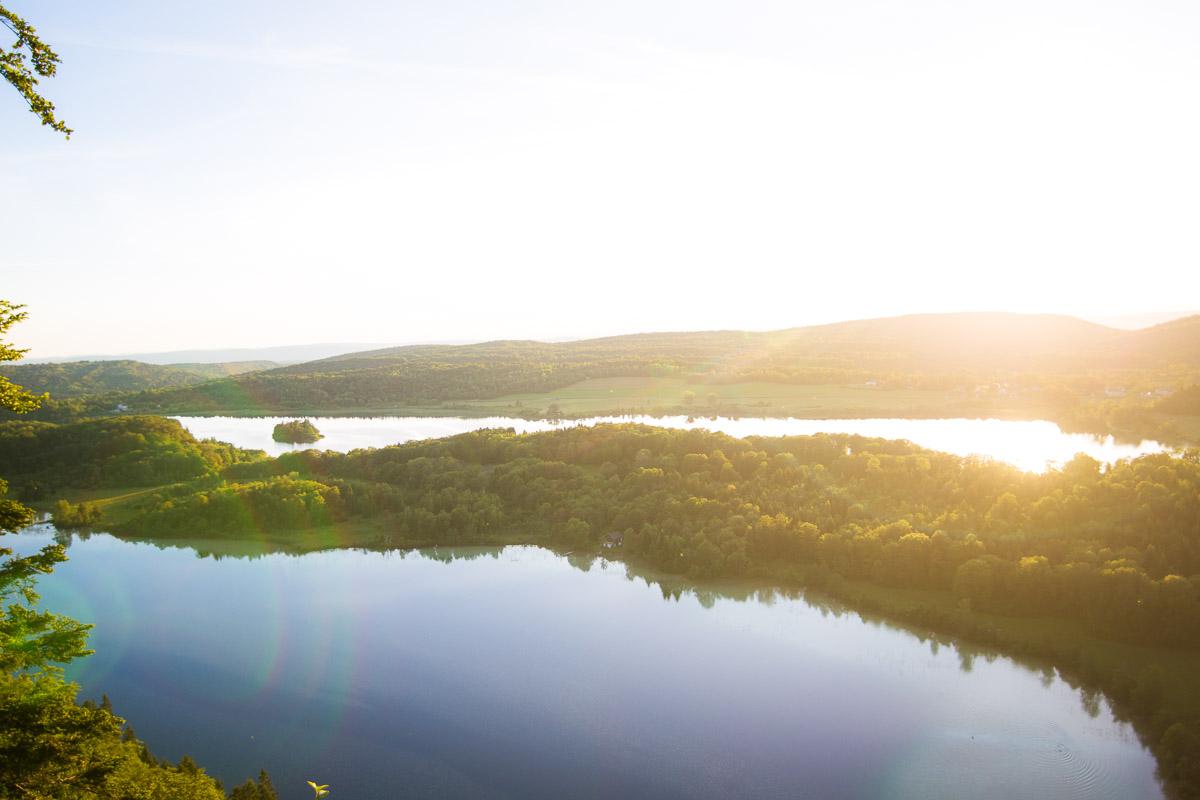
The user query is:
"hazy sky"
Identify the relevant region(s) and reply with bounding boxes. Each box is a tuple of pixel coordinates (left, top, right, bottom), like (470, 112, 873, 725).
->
(3, 0, 1199, 357)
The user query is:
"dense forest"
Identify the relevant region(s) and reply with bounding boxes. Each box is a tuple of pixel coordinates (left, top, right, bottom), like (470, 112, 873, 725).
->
(0, 416, 260, 493)
(0, 359, 276, 397)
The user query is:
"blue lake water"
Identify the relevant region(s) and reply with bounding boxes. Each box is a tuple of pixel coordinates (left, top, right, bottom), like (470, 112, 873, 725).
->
(14, 524, 1162, 800)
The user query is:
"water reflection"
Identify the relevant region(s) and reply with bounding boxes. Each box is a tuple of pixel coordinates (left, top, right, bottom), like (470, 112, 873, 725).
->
(23, 525, 1164, 800)
(32, 524, 1168, 689)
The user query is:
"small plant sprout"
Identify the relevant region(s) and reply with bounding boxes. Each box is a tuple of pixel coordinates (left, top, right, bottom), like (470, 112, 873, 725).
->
(306, 780, 330, 798)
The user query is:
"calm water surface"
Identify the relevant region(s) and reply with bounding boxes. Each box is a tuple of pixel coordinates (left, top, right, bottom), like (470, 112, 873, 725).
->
(173, 415, 1167, 473)
(16, 525, 1161, 800)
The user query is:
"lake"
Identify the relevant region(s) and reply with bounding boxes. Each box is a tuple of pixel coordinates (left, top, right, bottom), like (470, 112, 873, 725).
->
(16, 524, 1161, 800)
(173, 415, 1167, 473)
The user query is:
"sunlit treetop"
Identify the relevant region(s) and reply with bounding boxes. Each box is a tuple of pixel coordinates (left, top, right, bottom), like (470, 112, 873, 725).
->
(0, 3, 70, 137)
(0, 301, 46, 414)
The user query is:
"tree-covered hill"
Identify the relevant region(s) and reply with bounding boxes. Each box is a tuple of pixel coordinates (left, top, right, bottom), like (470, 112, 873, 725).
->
(0, 359, 278, 397)
(110, 312, 1200, 417)
(0, 415, 262, 492)
(294, 312, 1127, 374)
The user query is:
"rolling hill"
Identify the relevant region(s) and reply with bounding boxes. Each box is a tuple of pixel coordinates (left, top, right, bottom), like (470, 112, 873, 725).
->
(111, 312, 1200, 416)
(22, 342, 394, 365)
(0, 359, 279, 398)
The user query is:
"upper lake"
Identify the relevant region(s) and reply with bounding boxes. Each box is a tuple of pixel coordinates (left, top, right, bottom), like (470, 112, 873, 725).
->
(173, 415, 1167, 473)
(16, 525, 1161, 800)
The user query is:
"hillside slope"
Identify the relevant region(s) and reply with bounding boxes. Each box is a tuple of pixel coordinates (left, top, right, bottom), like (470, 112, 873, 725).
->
(0, 359, 278, 398)
(112, 312, 1199, 416)
(1120, 315, 1200, 365)
(298, 313, 1121, 374)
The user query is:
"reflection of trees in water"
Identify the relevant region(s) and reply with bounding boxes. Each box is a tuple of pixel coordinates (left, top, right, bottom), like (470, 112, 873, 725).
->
(598, 553, 1117, 725)
(417, 546, 504, 564)
(53, 528, 1129, 730)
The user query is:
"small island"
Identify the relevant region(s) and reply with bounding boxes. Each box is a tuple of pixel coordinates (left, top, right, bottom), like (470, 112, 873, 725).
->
(272, 419, 323, 443)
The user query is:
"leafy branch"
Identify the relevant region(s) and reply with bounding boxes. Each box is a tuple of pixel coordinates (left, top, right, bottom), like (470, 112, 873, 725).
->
(0, 3, 70, 137)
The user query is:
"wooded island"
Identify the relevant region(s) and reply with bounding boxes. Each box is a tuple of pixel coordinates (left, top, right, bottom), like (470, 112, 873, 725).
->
(272, 419, 322, 443)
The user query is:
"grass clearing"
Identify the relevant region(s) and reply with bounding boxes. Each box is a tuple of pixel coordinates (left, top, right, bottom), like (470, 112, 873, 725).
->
(453, 377, 961, 417)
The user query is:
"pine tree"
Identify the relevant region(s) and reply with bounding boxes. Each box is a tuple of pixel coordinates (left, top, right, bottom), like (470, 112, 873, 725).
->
(258, 769, 279, 800)
(229, 779, 262, 800)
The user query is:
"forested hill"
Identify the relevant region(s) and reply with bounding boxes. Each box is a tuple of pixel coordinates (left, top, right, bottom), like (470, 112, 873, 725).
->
(35, 312, 1200, 417)
(294, 312, 1126, 373)
(0, 359, 278, 397)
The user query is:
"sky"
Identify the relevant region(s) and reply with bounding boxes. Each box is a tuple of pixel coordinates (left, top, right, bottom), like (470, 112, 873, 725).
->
(2, 0, 1199, 357)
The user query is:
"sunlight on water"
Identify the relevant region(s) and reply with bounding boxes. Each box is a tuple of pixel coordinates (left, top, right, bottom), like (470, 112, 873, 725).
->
(173, 415, 1167, 473)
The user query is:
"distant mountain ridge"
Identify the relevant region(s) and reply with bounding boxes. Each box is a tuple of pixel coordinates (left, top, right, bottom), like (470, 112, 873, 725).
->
(23, 342, 399, 365)
(303, 313, 1119, 370)
(114, 312, 1200, 416)
(292, 312, 1198, 375)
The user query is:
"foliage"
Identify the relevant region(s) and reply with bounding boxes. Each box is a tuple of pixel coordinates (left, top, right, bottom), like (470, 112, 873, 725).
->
(0, 359, 278, 398)
(1160, 385, 1200, 417)
(0, 678, 234, 798)
(0, 2, 70, 136)
(0, 415, 263, 490)
(1, 300, 95, 772)
(229, 771, 279, 800)
(134, 475, 339, 537)
(272, 419, 322, 444)
(52, 499, 102, 527)
(0, 302, 46, 414)
(0, 298, 109, 797)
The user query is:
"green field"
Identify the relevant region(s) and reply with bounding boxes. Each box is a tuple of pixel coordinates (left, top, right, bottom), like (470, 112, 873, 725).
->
(449, 377, 1038, 419)
(154, 378, 990, 420)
